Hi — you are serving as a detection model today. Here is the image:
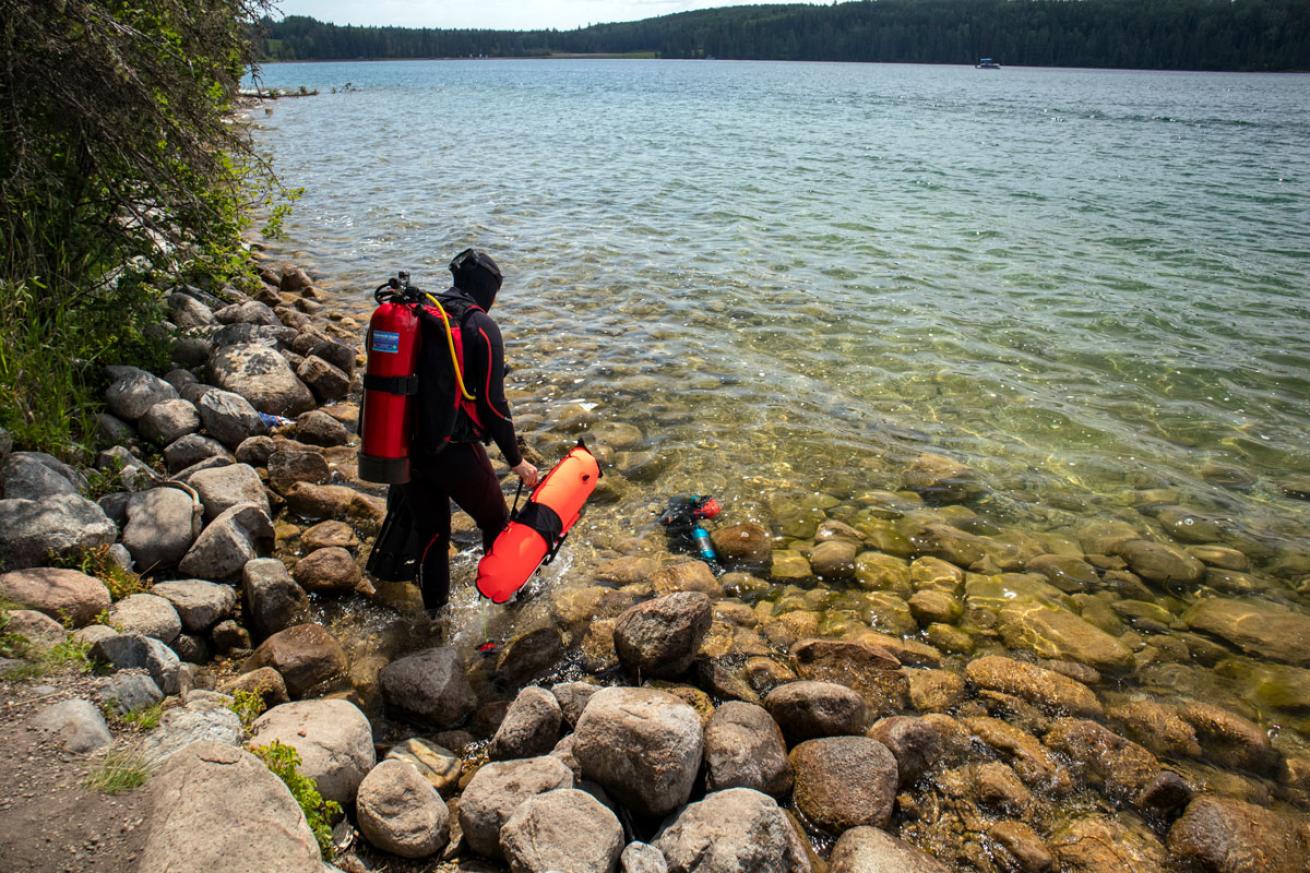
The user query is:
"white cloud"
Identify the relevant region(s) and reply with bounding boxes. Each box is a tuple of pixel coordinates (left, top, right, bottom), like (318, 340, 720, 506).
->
(274, 0, 823, 30)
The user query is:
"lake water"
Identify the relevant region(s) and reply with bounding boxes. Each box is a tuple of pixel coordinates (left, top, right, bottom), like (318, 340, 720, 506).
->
(248, 60, 1310, 820)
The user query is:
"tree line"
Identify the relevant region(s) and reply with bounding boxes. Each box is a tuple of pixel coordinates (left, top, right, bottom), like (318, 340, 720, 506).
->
(260, 0, 1310, 72)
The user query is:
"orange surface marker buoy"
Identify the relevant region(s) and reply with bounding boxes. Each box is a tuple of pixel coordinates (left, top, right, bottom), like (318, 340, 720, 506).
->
(476, 441, 600, 604)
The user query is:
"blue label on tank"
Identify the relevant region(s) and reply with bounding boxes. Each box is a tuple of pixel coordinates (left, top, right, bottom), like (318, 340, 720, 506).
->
(371, 331, 400, 353)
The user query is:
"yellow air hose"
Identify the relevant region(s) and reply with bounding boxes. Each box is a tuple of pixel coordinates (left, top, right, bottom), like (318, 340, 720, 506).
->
(423, 293, 476, 401)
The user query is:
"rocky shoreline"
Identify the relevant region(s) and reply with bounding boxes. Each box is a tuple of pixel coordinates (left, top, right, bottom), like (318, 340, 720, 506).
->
(1, 256, 1309, 872)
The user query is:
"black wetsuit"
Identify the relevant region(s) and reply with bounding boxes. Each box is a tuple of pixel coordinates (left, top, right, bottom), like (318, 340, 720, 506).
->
(406, 286, 521, 610)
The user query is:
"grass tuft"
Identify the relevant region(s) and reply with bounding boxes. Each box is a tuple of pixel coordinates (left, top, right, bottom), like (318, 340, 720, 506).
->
(86, 748, 152, 794)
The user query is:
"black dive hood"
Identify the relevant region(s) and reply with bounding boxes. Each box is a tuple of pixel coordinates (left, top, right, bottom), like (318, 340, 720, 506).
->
(450, 248, 503, 310)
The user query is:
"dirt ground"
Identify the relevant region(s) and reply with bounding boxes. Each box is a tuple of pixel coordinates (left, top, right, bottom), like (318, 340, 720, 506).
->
(0, 669, 150, 873)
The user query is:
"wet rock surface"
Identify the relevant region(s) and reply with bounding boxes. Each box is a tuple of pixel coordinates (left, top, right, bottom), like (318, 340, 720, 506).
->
(790, 736, 899, 832)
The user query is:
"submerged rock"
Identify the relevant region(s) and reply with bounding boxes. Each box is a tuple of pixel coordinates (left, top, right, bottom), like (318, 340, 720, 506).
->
(1183, 597, 1310, 667)
(1167, 794, 1310, 873)
(789, 736, 898, 832)
(1115, 539, 1205, 584)
(789, 637, 907, 717)
(1044, 717, 1191, 811)
(1048, 813, 1167, 872)
(965, 655, 1103, 718)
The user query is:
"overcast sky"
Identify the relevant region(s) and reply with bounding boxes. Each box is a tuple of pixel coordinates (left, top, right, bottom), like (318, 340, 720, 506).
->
(275, 0, 821, 30)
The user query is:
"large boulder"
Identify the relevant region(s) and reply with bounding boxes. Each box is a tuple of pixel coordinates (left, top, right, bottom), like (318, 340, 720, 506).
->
(242, 558, 309, 639)
(196, 388, 267, 448)
(250, 699, 376, 805)
(613, 591, 713, 678)
(828, 826, 951, 873)
(1, 451, 85, 499)
(965, 655, 1103, 717)
(91, 632, 181, 694)
(187, 463, 269, 521)
(105, 369, 178, 422)
(210, 342, 315, 416)
(0, 567, 110, 627)
(0, 493, 117, 569)
(177, 501, 274, 580)
(573, 686, 703, 818)
(138, 692, 244, 765)
(379, 647, 476, 728)
(653, 787, 811, 873)
(500, 788, 625, 873)
(490, 686, 563, 760)
(151, 580, 237, 632)
(138, 742, 322, 873)
(108, 593, 182, 644)
(1183, 597, 1310, 667)
(138, 399, 201, 446)
(1167, 795, 1309, 873)
(121, 486, 203, 571)
(789, 736, 898, 833)
(457, 755, 574, 858)
(243, 622, 346, 697)
(703, 701, 792, 795)
(356, 759, 450, 859)
(763, 680, 868, 743)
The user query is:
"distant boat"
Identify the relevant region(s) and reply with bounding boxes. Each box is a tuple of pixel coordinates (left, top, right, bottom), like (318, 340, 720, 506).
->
(976, 57, 1001, 69)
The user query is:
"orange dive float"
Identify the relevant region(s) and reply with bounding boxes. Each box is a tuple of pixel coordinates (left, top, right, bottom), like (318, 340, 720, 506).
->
(476, 441, 600, 604)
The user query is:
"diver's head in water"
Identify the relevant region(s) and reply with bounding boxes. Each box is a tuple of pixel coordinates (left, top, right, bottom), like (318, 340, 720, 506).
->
(450, 248, 503, 310)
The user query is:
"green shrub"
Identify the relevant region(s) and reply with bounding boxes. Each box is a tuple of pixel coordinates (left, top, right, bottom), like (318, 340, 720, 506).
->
(227, 689, 267, 732)
(50, 545, 150, 601)
(251, 740, 340, 858)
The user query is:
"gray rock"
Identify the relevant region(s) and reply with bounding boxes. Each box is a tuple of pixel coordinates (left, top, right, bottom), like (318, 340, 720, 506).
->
(457, 755, 575, 858)
(490, 686, 563, 760)
(500, 788, 624, 873)
(251, 699, 376, 805)
(296, 410, 351, 447)
(2, 451, 85, 499)
(196, 388, 267, 448)
(380, 647, 476, 728)
(30, 699, 112, 753)
(653, 787, 811, 873)
(138, 742, 322, 873)
(168, 292, 219, 328)
(92, 632, 182, 694)
(613, 591, 713, 679)
(828, 826, 951, 873)
(291, 331, 356, 376)
(551, 681, 600, 728)
(212, 619, 251, 654)
(163, 368, 199, 394)
(243, 623, 347, 697)
(621, 843, 669, 873)
(242, 558, 309, 639)
(139, 399, 201, 446)
(356, 759, 450, 859)
(163, 432, 234, 473)
(790, 737, 899, 833)
(96, 412, 138, 446)
(105, 369, 178, 421)
(210, 342, 315, 416)
(0, 494, 117, 569)
(152, 580, 237, 632)
(94, 446, 161, 491)
(178, 501, 274, 580)
(216, 300, 281, 326)
(187, 462, 269, 521)
(122, 486, 203, 571)
(704, 701, 792, 795)
(109, 593, 182, 644)
(173, 632, 211, 663)
(574, 686, 704, 818)
(296, 354, 350, 404)
(140, 693, 243, 765)
(0, 567, 110, 627)
(6, 609, 66, 650)
(99, 671, 164, 715)
(0, 425, 11, 464)
(71, 623, 119, 647)
(763, 680, 868, 743)
(209, 322, 291, 348)
(171, 335, 214, 368)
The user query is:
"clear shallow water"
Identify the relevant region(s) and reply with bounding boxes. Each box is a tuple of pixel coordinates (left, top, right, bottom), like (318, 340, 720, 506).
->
(250, 59, 1310, 548)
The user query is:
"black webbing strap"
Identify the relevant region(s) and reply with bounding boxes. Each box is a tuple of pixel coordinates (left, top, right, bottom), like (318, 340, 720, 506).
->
(363, 373, 419, 395)
(514, 501, 567, 563)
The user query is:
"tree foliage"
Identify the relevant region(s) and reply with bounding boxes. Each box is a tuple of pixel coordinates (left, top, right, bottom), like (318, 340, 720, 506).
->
(0, 0, 274, 454)
(261, 0, 1310, 72)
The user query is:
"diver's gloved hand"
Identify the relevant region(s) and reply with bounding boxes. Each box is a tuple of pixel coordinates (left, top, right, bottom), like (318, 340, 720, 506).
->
(513, 460, 540, 488)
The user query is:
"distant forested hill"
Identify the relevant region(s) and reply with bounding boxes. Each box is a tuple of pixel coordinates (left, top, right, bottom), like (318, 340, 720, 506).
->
(259, 0, 1310, 72)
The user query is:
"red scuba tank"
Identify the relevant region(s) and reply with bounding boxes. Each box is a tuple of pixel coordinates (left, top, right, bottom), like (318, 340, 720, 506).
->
(358, 301, 421, 484)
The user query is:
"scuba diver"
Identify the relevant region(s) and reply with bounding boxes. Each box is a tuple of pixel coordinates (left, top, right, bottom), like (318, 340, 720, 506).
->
(405, 249, 539, 615)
